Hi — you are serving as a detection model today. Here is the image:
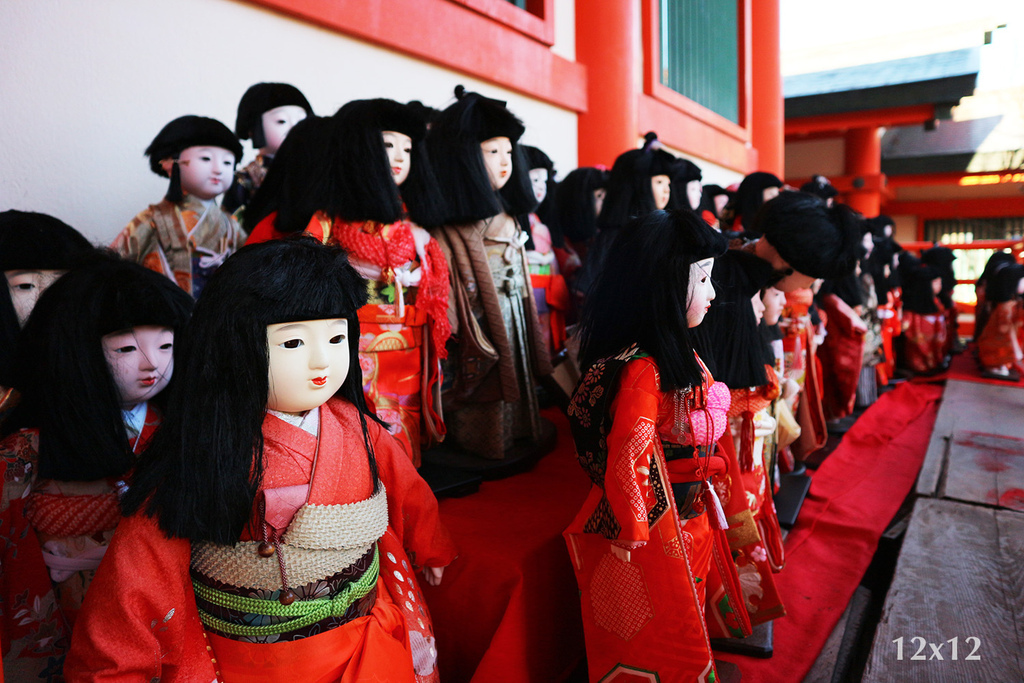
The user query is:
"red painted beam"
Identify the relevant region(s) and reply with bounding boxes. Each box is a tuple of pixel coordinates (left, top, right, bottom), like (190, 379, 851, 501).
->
(638, 95, 756, 173)
(887, 170, 1024, 188)
(884, 196, 1024, 218)
(751, 0, 783, 176)
(242, 0, 587, 112)
(785, 104, 936, 137)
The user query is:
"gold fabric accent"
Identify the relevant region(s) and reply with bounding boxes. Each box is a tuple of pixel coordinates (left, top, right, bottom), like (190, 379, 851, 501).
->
(192, 487, 388, 591)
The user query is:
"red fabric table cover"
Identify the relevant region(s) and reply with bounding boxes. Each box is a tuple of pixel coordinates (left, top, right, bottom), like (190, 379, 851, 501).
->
(424, 408, 590, 683)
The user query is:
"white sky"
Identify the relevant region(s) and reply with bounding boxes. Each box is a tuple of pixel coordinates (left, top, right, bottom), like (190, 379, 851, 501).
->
(781, 0, 1024, 86)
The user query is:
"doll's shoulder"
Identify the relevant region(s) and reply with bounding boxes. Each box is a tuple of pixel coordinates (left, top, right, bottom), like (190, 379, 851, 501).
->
(617, 354, 661, 392)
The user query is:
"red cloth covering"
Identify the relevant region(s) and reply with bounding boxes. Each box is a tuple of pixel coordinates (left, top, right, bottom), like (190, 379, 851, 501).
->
(816, 294, 865, 420)
(717, 382, 941, 682)
(64, 399, 456, 682)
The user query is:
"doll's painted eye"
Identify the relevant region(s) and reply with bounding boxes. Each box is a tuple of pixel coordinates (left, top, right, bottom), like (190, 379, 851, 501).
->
(330, 334, 345, 344)
(384, 141, 393, 149)
(114, 345, 137, 354)
(160, 342, 173, 351)
(14, 283, 35, 291)
(281, 339, 303, 349)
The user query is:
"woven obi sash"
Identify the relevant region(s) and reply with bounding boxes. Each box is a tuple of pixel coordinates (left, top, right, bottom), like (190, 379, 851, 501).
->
(191, 486, 388, 641)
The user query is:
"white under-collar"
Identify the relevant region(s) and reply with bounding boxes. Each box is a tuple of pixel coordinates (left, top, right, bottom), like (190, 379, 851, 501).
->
(268, 407, 320, 436)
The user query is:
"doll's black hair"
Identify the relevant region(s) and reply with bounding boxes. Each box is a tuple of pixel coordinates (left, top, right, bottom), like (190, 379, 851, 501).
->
(667, 157, 703, 213)
(145, 115, 243, 202)
(898, 253, 942, 315)
(756, 192, 861, 282)
(520, 145, 560, 248)
(698, 249, 776, 388)
(977, 251, 1017, 290)
(123, 237, 379, 545)
(800, 175, 838, 201)
(555, 166, 609, 244)
(329, 98, 448, 228)
(4, 252, 193, 481)
(596, 134, 678, 232)
(235, 82, 314, 149)
(426, 86, 537, 224)
(733, 171, 784, 234)
(578, 209, 727, 391)
(0, 210, 95, 387)
(921, 245, 957, 310)
(985, 263, 1024, 304)
(868, 214, 895, 238)
(244, 116, 340, 234)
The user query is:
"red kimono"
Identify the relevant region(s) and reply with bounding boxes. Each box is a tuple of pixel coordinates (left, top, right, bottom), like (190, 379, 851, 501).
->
(705, 376, 786, 637)
(64, 399, 457, 682)
(565, 349, 740, 682)
(1, 405, 160, 682)
(977, 300, 1020, 370)
(903, 308, 948, 374)
(817, 293, 866, 421)
(780, 289, 827, 460)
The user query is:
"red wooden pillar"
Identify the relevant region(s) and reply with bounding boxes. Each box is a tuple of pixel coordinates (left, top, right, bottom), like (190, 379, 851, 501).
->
(575, 0, 638, 168)
(751, 0, 783, 177)
(844, 126, 882, 216)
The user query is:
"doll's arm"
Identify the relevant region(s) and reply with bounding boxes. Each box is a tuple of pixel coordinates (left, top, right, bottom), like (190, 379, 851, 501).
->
(110, 208, 158, 262)
(64, 514, 214, 682)
(374, 427, 458, 573)
(601, 360, 664, 549)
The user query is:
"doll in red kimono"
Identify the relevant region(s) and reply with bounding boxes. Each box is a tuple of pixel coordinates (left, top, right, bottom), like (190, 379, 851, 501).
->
(976, 263, 1024, 381)
(243, 101, 452, 467)
(112, 115, 247, 298)
(899, 254, 949, 375)
(0, 210, 95, 425)
(222, 82, 313, 219)
(565, 209, 738, 682)
(698, 249, 788, 635)
(522, 145, 571, 354)
(65, 238, 456, 683)
(1, 254, 192, 681)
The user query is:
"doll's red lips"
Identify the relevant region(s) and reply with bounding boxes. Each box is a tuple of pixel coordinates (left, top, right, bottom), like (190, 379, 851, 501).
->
(312, 377, 328, 386)
(392, 167, 402, 174)
(140, 377, 157, 387)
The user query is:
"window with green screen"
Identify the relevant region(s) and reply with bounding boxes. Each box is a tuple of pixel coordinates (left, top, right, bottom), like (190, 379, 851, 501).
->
(660, 0, 739, 123)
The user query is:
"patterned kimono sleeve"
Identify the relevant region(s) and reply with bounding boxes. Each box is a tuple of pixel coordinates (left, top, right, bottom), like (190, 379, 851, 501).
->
(603, 359, 663, 548)
(371, 424, 457, 570)
(110, 208, 158, 263)
(64, 514, 215, 682)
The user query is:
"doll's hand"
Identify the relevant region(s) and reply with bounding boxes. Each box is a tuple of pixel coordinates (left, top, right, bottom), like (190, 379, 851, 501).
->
(423, 566, 445, 586)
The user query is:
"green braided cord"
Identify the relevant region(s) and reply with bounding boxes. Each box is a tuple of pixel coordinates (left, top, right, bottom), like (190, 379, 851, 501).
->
(193, 544, 379, 637)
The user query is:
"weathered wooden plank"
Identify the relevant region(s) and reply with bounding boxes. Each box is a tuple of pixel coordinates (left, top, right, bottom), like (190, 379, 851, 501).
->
(802, 598, 853, 683)
(945, 431, 1024, 511)
(863, 498, 1024, 683)
(916, 380, 1024, 497)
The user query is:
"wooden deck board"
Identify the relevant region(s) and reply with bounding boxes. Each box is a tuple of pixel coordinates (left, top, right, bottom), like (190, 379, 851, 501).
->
(863, 497, 1024, 683)
(916, 380, 1024, 497)
(945, 431, 1024, 511)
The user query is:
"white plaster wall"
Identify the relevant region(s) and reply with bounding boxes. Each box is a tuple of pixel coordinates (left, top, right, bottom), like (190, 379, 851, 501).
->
(0, 0, 578, 245)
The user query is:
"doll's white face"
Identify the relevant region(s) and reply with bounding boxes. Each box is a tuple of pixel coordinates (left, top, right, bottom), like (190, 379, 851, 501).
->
(761, 286, 786, 326)
(529, 168, 549, 204)
(861, 232, 874, 258)
(5, 269, 66, 328)
(267, 318, 349, 415)
(480, 137, 513, 190)
(651, 175, 671, 210)
(382, 131, 412, 187)
(762, 186, 780, 204)
(751, 291, 766, 325)
(261, 105, 307, 156)
(177, 146, 236, 200)
(686, 179, 703, 211)
(593, 188, 607, 217)
(714, 193, 729, 215)
(686, 258, 716, 327)
(102, 325, 174, 409)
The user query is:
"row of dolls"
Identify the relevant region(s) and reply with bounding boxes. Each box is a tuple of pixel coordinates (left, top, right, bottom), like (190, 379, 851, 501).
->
(101, 80, 797, 471)
(563, 190, 866, 680)
(1, 230, 456, 680)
